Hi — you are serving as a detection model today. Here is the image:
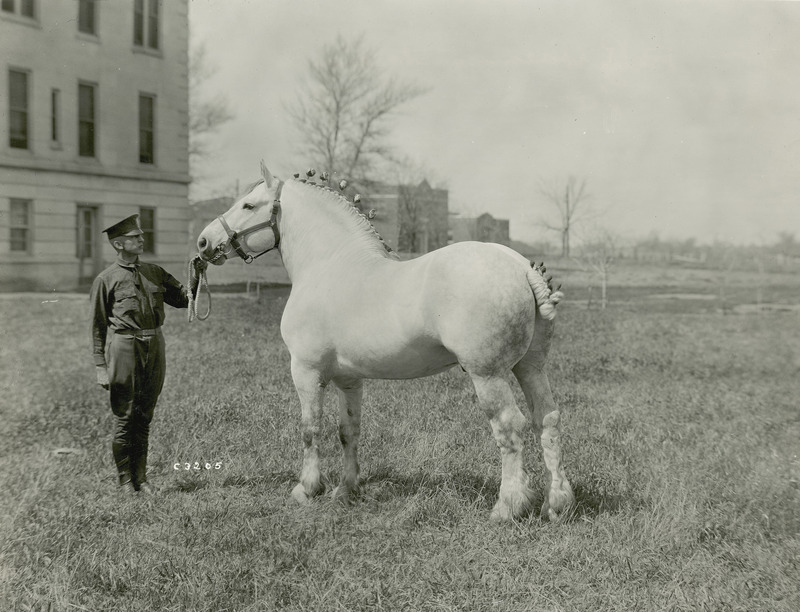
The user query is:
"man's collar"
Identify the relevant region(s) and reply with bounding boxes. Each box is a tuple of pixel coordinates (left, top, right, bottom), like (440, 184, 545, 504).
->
(116, 255, 140, 269)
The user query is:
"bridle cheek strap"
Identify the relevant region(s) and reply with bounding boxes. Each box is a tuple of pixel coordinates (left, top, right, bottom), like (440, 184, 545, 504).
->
(216, 182, 282, 264)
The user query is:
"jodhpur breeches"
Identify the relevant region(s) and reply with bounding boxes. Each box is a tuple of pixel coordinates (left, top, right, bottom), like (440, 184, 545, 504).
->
(107, 330, 166, 486)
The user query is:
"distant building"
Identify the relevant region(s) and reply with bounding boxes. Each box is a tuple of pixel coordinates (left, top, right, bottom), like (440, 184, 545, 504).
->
(343, 179, 449, 255)
(0, 1, 190, 290)
(450, 212, 510, 246)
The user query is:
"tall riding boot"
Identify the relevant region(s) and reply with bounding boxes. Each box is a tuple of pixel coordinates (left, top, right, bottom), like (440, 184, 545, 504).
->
(131, 417, 151, 490)
(131, 440, 149, 490)
(111, 438, 135, 493)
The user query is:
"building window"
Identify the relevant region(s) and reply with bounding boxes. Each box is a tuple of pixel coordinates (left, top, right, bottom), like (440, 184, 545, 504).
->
(2, 0, 36, 18)
(78, 83, 96, 157)
(76, 205, 96, 259)
(139, 207, 155, 254)
(9, 70, 29, 149)
(10, 199, 32, 252)
(139, 94, 155, 164)
(133, 0, 159, 50)
(51, 88, 60, 143)
(78, 0, 96, 35)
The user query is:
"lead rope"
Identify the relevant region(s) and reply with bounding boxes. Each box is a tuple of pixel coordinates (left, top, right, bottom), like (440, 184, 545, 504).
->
(187, 260, 211, 322)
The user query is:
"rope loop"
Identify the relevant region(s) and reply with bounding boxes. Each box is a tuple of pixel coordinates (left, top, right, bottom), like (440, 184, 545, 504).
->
(187, 259, 211, 322)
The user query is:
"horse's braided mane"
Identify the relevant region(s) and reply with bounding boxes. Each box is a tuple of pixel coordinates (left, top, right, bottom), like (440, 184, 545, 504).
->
(291, 176, 398, 258)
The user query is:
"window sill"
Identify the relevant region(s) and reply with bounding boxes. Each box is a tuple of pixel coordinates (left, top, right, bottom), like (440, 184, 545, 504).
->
(0, 12, 41, 29)
(76, 155, 102, 166)
(76, 31, 100, 44)
(132, 46, 163, 59)
(4, 146, 33, 157)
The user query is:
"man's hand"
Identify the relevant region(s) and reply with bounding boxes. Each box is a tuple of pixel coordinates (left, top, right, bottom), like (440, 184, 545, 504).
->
(96, 366, 109, 390)
(191, 255, 208, 275)
(189, 255, 207, 297)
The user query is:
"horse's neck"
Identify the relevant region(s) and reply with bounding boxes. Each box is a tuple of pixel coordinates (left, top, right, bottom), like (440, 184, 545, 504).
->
(278, 183, 384, 282)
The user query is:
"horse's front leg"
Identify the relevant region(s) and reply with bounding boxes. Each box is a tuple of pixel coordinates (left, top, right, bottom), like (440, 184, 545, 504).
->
(331, 377, 363, 503)
(290, 359, 327, 503)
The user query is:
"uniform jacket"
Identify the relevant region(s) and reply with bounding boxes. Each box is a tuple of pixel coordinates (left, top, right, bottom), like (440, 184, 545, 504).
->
(90, 258, 189, 367)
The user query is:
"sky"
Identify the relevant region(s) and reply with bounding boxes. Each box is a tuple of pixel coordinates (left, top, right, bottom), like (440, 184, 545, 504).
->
(189, 0, 800, 246)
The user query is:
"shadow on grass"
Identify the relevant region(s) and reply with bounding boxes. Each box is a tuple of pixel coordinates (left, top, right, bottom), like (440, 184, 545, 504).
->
(359, 465, 500, 510)
(571, 482, 627, 519)
(169, 468, 628, 522)
(165, 471, 297, 494)
(358, 467, 630, 520)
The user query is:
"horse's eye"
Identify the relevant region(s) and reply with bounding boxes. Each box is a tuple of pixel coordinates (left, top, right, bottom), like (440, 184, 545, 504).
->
(243, 202, 255, 210)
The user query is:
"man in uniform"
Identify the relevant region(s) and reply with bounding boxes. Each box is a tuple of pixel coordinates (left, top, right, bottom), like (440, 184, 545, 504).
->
(90, 214, 206, 495)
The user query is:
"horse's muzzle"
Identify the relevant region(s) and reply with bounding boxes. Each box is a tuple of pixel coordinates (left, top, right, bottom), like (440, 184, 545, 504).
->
(196, 236, 227, 265)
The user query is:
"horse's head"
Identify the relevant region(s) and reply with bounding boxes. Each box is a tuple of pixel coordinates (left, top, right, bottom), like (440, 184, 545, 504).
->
(196, 161, 283, 264)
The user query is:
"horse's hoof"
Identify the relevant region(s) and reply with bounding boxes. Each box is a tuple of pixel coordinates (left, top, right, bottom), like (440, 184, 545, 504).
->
(542, 503, 571, 522)
(291, 484, 312, 504)
(492, 485, 534, 522)
(330, 486, 355, 505)
(490, 502, 514, 522)
(542, 485, 575, 522)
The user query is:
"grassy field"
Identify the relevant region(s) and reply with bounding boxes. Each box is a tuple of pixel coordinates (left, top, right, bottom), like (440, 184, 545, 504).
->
(1, 265, 799, 611)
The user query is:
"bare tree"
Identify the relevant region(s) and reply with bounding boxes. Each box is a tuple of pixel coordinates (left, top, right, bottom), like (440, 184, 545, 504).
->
(189, 41, 234, 191)
(579, 228, 620, 309)
(287, 35, 427, 182)
(397, 183, 426, 253)
(539, 176, 589, 258)
(392, 159, 442, 253)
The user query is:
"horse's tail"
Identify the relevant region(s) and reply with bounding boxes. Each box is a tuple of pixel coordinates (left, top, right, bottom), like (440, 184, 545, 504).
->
(526, 262, 563, 322)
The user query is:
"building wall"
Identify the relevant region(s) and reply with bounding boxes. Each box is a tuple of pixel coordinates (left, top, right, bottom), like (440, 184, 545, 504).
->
(450, 212, 510, 246)
(0, 0, 190, 290)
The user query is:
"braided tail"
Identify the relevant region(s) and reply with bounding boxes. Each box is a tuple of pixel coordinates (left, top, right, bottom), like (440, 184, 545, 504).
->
(526, 262, 563, 321)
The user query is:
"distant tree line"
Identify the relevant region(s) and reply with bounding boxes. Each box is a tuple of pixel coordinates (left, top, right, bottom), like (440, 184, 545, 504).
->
(586, 233, 800, 272)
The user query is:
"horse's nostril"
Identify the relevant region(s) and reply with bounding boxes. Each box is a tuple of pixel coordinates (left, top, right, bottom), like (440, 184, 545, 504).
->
(198, 237, 207, 249)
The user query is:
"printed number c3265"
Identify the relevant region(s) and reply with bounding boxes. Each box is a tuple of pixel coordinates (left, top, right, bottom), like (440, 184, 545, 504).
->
(173, 461, 223, 471)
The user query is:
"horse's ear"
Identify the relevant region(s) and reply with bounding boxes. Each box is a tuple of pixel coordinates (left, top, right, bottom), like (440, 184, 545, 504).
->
(260, 160, 279, 189)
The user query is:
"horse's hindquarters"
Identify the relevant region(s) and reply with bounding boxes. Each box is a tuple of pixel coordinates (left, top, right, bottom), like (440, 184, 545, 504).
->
(416, 244, 538, 375)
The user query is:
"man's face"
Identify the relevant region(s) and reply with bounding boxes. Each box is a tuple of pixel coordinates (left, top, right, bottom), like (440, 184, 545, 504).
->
(117, 233, 145, 255)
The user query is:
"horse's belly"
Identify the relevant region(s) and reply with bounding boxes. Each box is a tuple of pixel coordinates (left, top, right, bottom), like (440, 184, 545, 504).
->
(335, 336, 458, 380)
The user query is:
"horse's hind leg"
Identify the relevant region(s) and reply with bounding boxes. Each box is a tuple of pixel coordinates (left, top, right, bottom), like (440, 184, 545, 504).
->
(290, 359, 327, 503)
(331, 377, 363, 502)
(470, 374, 535, 521)
(512, 350, 574, 521)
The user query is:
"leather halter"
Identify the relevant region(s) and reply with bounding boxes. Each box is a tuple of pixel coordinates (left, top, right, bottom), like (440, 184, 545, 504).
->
(213, 181, 283, 264)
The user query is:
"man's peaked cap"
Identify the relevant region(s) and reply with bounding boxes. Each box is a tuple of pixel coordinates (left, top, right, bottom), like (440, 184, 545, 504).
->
(103, 214, 143, 240)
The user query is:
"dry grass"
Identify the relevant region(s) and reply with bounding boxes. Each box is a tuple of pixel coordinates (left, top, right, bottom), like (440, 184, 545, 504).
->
(1, 269, 798, 611)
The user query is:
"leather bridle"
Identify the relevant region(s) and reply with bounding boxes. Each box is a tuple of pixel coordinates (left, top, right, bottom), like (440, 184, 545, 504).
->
(209, 181, 283, 264)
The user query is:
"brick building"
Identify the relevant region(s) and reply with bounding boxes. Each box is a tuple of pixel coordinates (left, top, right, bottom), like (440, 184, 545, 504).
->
(0, 0, 190, 290)
(450, 212, 510, 246)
